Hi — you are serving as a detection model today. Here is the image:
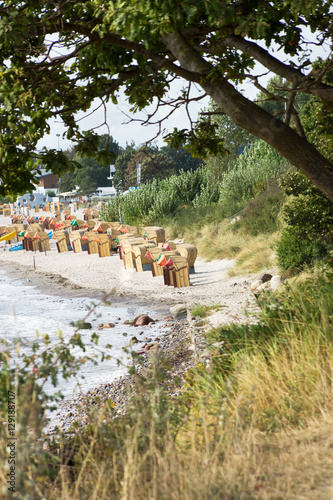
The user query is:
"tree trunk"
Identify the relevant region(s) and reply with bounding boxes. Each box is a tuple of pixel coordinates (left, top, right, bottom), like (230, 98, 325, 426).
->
(206, 78, 333, 203)
(163, 32, 333, 203)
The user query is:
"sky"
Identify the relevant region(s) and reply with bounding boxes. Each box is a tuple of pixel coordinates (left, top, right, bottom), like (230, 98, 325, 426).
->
(39, 79, 211, 152)
(37, 28, 331, 153)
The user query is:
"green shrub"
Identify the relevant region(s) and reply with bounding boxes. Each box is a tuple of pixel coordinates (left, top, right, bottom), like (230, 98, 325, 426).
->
(279, 170, 333, 243)
(219, 140, 288, 204)
(101, 168, 213, 225)
(163, 167, 210, 204)
(277, 228, 330, 271)
(192, 180, 221, 207)
(148, 189, 180, 221)
(277, 170, 333, 270)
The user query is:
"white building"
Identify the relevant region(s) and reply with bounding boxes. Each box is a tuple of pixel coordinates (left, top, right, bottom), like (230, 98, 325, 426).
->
(94, 186, 117, 198)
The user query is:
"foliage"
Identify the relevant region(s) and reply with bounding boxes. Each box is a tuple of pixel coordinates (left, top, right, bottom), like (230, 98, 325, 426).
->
(165, 167, 211, 204)
(160, 145, 203, 174)
(276, 170, 333, 270)
(113, 144, 137, 191)
(110, 144, 203, 192)
(58, 171, 76, 193)
(192, 180, 221, 207)
(101, 167, 212, 224)
(300, 58, 333, 162)
(277, 227, 330, 271)
(203, 104, 255, 179)
(69, 135, 121, 192)
(191, 303, 223, 318)
(164, 118, 227, 159)
(1, 266, 332, 498)
(147, 188, 180, 220)
(125, 149, 176, 189)
(0, 296, 114, 497)
(279, 170, 333, 243)
(0, 1, 333, 200)
(231, 180, 285, 236)
(219, 140, 289, 204)
(102, 182, 157, 224)
(0, 194, 13, 204)
(202, 265, 333, 430)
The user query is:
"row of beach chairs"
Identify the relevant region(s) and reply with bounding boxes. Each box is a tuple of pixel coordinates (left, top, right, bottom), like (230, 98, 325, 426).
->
(6, 208, 198, 288)
(117, 226, 197, 288)
(52, 221, 197, 288)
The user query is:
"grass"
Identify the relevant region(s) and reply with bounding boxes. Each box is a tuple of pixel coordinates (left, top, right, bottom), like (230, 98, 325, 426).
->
(191, 303, 224, 318)
(161, 186, 284, 276)
(1, 265, 332, 499)
(164, 218, 280, 276)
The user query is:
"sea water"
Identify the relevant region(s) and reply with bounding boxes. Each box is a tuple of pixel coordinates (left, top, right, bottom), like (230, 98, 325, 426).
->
(0, 269, 169, 399)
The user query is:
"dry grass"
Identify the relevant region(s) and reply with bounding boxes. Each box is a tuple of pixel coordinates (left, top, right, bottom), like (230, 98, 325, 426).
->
(2, 410, 332, 500)
(228, 233, 279, 276)
(38, 310, 333, 499)
(166, 219, 279, 276)
(41, 411, 333, 500)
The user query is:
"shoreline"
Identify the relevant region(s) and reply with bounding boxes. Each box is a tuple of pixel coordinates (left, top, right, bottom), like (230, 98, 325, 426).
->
(0, 209, 255, 315)
(0, 243, 256, 323)
(0, 212, 259, 435)
(44, 314, 193, 436)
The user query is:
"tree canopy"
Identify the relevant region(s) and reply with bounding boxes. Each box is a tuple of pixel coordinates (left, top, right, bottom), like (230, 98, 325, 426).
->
(0, 0, 333, 201)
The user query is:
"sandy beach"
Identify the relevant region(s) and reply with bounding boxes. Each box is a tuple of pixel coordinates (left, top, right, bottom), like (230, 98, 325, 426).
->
(0, 208, 258, 327)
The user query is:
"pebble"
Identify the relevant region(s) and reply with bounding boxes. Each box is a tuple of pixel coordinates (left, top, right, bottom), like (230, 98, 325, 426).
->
(45, 317, 194, 437)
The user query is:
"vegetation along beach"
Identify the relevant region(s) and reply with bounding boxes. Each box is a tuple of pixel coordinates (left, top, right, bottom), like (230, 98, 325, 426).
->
(1, 0, 333, 498)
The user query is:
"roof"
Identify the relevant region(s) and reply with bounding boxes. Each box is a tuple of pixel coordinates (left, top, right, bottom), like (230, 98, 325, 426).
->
(58, 191, 78, 197)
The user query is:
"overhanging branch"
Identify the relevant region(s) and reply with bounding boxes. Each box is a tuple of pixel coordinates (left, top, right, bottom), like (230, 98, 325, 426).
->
(218, 35, 333, 102)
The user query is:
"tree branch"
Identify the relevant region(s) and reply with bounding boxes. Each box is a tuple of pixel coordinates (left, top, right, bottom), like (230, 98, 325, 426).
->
(284, 91, 296, 126)
(35, 19, 204, 84)
(162, 31, 333, 201)
(220, 35, 333, 102)
(51, 68, 143, 116)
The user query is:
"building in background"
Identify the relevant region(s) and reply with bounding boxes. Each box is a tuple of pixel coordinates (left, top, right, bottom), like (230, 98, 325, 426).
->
(94, 186, 117, 199)
(35, 168, 59, 194)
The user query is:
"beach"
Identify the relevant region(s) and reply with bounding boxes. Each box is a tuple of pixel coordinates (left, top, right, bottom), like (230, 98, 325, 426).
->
(0, 208, 257, 325)
(0, 208, 259, 433)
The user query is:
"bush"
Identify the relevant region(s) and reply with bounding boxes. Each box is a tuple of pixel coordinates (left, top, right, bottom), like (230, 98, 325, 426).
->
(277, 170, 333, 270)
(46, 190, 56, 198)
(101, 168, 212, 225)
(277, 228, 330, 270)
(148, 189, 180, 221)
(160, 167, 210, 204)
(219, 140, 288, 204)
(279, 170, 333, 243)
(192, 180, 221, 207)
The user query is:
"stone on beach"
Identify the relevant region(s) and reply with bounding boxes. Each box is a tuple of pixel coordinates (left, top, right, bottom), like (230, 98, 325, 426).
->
(170, 304, 187, 318)
(134, 314, 153, 326)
